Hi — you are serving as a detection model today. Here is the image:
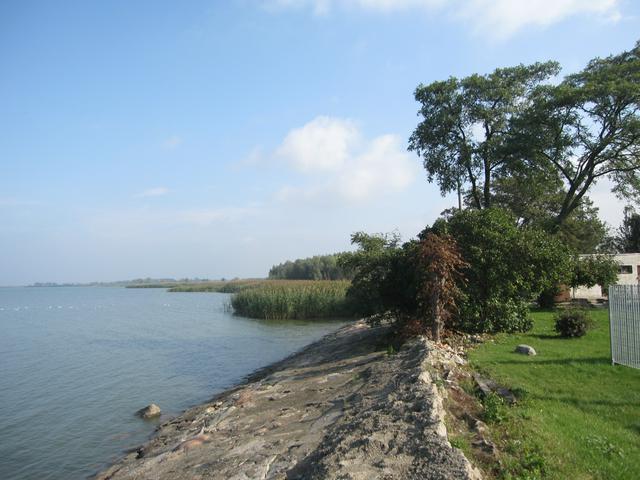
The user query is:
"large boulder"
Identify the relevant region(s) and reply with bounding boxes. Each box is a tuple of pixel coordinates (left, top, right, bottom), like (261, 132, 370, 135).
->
(515, 344, 537, 356)
(136, 403, 161, 419)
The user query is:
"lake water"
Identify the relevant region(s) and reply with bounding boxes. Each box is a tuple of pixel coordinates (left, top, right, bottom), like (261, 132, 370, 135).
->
(0, 287, 347, 479)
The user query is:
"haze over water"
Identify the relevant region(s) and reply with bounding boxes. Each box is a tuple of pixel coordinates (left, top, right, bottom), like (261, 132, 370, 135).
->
(0, 287, 347, 479)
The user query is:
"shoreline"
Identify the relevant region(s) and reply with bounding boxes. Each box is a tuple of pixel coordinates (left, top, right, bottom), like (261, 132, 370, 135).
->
(96, 320, 480, 480)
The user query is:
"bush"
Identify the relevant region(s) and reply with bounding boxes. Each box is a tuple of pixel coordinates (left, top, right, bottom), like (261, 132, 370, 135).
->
(428, 208, 571, 333)
(482, 392, 506, 423)
(554, 308, 592, 337)
(339, 232, 418, 317)
(459, 297, 533, 334)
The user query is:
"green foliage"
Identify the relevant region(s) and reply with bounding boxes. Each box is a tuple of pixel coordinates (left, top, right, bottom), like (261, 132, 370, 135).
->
(338, 232, 418, 316)
(411, 42, 640, 232)
(555, 308, 592, 338)
(409, 62, 559, 210)
(230, 280, 352, 320)
(482, 392, 506, 424)
(268, 254, 351, 280)
(614, 206, 640, 253)
(570, 255, 619, 293)
(518, 41, 640, 226)
(449, 436, 468, 451)
(429, 208, 571, 333)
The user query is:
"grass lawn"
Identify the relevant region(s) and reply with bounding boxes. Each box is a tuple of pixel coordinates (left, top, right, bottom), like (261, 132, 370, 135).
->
(467, 308, 640, 480)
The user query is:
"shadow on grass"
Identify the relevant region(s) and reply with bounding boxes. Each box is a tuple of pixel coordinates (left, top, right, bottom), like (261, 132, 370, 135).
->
(493, 356, 611, 366)
(525, 392, 638, 408)
(529, 334, 565, 340)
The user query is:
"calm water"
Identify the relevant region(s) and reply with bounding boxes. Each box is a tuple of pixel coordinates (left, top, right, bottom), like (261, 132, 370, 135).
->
(0, 287, 347, 479)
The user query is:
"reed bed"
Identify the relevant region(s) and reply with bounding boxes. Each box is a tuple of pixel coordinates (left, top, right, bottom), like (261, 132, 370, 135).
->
(230, 280, 353, 319)
(168, 279, 264, 293)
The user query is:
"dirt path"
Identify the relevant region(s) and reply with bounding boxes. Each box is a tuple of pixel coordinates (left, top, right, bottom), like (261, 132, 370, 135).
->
(96, 321, 480, 480)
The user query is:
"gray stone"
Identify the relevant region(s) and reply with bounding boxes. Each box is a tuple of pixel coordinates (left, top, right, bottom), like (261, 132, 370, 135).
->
(136, 403, 161, 419)
(473, 373, 517, 405)
(515, 344, 537, 356)
(452, 354, 467, 365)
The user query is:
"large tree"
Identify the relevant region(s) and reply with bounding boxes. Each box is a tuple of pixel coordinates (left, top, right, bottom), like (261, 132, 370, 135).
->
(491, 174, 607, 252)
(519, 42, 640, 227)
(410, 42, 640, 230)
(615, 206, 640, 253)
(408, 62, 559, 210)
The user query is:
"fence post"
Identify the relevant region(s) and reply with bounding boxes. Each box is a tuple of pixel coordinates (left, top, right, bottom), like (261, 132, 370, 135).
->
(609, 288, 614, 366)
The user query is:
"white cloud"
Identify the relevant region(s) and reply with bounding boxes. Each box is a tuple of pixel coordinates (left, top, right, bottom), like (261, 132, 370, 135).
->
(266, 0, 621, 39)
(457, 0, 621, 39)
(271, 116, 418, 203)
(162, 135, 183, 149)
(135, 187, 170, 198)
(276, 116, 359, 172)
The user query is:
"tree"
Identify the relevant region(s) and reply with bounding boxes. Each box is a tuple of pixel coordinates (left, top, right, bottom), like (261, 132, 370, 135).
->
(519, 41, 640, 228)
(410, 42, 640, 231)
(416, 233, 467, 342)
(428, 208, 572, 333)
(491, 174, 607, 252)
(409, 62, 560, 210)
(615, 206, 640, 253)
(570, 255, 619, 296)
(269, 254, 350, 280)
(338, 232, 418, 316)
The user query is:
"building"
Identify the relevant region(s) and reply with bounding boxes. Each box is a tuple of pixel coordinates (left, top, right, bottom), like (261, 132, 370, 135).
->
(573, 253, 640, 300)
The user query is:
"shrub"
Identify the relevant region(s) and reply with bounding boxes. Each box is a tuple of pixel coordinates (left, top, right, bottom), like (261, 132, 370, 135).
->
(482, 392, 506, 423)
(555, 308, 592, 338)
(339, 232, 418, 316)
(415, 233, 467, 341)
(427, 208, 571, 333)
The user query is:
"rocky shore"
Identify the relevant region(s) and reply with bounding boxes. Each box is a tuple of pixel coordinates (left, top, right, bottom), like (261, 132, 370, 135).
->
(96, 321, 481, 480)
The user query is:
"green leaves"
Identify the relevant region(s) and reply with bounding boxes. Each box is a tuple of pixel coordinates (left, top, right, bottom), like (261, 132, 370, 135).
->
(411, 41, 640, 231)
(434, 208, 571, 333)
(409, 61, 560, 209)
(570, 255, 618, 291)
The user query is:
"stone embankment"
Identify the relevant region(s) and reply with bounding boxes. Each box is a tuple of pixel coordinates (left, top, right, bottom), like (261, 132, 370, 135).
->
(97, 321, 481, 480)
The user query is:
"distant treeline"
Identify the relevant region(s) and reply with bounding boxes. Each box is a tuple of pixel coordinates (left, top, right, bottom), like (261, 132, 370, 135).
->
(268, 254, 351, 281)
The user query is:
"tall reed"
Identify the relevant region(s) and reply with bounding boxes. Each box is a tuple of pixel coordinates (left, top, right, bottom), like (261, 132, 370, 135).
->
(230, 280, 353, 319)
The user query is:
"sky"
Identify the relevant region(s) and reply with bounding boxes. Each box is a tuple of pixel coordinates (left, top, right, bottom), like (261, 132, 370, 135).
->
(0, 0, 638, 285)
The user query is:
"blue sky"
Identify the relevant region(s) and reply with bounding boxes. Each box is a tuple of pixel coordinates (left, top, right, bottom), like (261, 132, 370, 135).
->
(1, 0, 638, 285)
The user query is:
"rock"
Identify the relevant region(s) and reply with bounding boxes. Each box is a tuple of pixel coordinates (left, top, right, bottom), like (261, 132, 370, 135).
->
(452, 354, 467, 365)
(515, 344, 536, 356)
(473, 373, 517, 405)
(136, 404, 161, 419)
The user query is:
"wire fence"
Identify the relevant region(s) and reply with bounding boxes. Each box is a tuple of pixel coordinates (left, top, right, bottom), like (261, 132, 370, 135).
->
(609, 284, 640, 369)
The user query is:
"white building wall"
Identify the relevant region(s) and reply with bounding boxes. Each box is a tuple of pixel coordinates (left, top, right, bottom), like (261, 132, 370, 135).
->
(573, 253, 640, 300)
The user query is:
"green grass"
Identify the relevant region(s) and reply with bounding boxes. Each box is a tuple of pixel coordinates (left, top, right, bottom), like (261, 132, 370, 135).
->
(468, 309, 640, 480)
(230, 280, 353, 320)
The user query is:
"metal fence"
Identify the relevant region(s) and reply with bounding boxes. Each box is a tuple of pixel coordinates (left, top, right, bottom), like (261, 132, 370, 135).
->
(609, 284, 640, 369)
